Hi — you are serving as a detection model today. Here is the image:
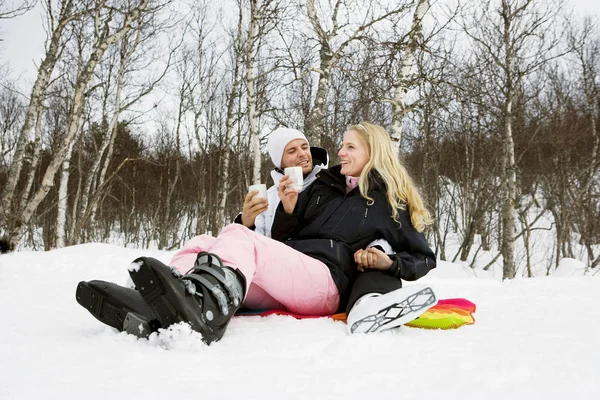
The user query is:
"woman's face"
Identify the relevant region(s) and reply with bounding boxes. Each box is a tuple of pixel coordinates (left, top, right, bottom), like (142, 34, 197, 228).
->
(338, 130, 370, 177)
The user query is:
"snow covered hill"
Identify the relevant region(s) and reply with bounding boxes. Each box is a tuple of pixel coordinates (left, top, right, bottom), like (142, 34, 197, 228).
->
(1, 244, 598, 399)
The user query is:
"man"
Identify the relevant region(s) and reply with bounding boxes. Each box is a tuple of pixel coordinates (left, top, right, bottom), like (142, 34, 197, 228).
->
(235, 128, 328, 237)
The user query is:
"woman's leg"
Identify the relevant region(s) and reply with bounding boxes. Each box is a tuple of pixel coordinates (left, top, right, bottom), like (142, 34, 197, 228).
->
(346, 271, 437, 334)
(209, 224, 339, 315)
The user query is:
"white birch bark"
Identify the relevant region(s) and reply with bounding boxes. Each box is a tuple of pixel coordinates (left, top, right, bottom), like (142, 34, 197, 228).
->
(74, 21, 167, 240)
(306, 0, 333, 146)
(56, 137, 76, 248)
(246, 0, 261, 184)
(20, 106, 44, 210)
(7, 0, 150, 246)
(157, 95, 183, 249)
(89, 40, 131, 223)
(306, 0, 410, 146)
(389, 0, 430, 156)
(500, 0, 518, 280)
(2, 0, 77, 225)
(501, 93, 517, 279)
(216, 7, 244, 228)
(568, 19, 600, 269)
(462, 0, 562, 279)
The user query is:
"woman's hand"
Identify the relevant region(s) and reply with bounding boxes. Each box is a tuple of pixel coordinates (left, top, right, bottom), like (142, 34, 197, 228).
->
(354, 247, 394, 272)
(241, 191, 268, 228)
(278, 174, 299, 214)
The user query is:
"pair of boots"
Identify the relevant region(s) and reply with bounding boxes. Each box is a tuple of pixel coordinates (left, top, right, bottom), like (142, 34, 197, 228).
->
(75, 252, 245, 344)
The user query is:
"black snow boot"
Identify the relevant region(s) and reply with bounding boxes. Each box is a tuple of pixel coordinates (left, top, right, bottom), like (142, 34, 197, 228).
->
(75, 280, 161, 338)
(128, 253, 245, 344)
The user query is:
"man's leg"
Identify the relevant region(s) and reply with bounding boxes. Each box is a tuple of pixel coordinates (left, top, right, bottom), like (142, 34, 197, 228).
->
(209, 224, 339, 315)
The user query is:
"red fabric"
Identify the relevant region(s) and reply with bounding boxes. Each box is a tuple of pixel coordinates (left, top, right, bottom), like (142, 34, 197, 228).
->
(236, 297, 476, 327)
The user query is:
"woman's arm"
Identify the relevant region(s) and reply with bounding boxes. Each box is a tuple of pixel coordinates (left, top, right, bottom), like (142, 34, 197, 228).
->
(387, 210, 436, 280)
(355, 208, 436, 281)
(271, 175, 316, 241)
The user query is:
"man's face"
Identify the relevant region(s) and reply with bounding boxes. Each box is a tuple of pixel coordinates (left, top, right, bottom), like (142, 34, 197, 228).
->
(281, 139, 313, 176)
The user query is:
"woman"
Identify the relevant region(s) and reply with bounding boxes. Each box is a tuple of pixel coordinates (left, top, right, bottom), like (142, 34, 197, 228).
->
(76, 122, 436, 343)
(271, 122, 436, 333)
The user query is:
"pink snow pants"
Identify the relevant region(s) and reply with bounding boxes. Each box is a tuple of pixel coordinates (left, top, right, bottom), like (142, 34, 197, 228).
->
(169, 224, 339, 315)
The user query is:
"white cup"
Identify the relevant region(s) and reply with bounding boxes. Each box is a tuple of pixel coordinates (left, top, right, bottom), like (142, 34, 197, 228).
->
(248, 184, 267, 200)
(284, 166, 304, 190)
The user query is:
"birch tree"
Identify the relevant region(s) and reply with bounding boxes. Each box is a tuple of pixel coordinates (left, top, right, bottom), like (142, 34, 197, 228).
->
(567, 16, 600, 270)
(69, 5, 170, 245)
(305, 0, 411, 146)
(1, 0, 83, 239)
(388, 0, 430, 154)
(462, 0, 563, 279)
(2, 0, 152, 248)
(216, 5, 244, 227)
(244, 0, 282, 184)
(56, 18, 87, 248)
(175, 3, 223, 234)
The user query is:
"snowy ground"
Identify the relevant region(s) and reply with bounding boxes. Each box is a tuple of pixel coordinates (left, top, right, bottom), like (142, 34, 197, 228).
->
(1, 243, 599, 399)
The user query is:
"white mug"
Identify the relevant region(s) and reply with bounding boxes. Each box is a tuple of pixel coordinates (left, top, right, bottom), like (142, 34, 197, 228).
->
(284, 166, 304, 190)
(248, 184, 267, 200)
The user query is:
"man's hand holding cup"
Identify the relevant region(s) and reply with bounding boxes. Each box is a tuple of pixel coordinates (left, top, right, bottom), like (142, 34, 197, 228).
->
(242, 184, 268, 228)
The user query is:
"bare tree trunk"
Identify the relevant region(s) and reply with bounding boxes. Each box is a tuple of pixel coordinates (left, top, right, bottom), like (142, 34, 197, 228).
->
(501, 91, 517, 280)
(519, 210, 532, 278)
(216, 6, 244, 227)
(159, 96, 184, 249)
(462, 0, 562, 278)
(246, 0, 261, 184)
(89, 51, 128, 223)
(389, 0, 430, 155)
(306, 49, 332, 147)
(1, 0, 76, 231)
(6, 0, 150, 247)
(306, 0, 409, 147)
(56, 138, 76, 248)
(569, 18, 600, 270)
(21, 106, 44, 210)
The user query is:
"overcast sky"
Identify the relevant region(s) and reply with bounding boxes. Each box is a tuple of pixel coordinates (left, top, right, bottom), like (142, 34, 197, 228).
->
(1, 0, 599, 92)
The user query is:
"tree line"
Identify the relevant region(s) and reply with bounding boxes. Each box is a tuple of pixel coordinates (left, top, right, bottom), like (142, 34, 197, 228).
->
(0, 0, 598, 278)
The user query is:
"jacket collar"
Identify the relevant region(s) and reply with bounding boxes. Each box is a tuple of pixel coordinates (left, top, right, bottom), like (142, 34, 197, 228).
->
(316, 165, 388, 195)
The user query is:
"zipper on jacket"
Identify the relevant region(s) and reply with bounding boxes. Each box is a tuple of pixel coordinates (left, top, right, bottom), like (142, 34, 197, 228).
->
(316, 195, 321, 205)
(355, 206, 369, 240)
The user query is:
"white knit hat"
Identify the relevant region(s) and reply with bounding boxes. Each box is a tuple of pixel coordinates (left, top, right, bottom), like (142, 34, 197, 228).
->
(266, 128, 309, 169)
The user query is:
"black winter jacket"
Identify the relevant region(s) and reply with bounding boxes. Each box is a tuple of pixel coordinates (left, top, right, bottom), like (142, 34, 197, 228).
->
(271, 165, 436, 298)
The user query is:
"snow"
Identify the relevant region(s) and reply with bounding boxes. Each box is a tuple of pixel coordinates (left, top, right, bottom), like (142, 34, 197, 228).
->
(1, 243, 599, 399)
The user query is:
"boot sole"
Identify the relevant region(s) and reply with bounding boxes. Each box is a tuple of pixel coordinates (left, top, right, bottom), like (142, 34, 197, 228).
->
(129, 259, 221, 343)
(76, 281, 152, 338)
(349, 286, 437, 334)
(128, 264, 180, 328)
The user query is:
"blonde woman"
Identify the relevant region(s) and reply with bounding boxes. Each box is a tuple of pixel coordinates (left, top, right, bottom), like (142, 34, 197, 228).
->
(273, 122, 437, 333)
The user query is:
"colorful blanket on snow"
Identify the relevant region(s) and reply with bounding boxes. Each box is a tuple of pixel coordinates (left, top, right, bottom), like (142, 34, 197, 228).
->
(236, 298, 476, 330)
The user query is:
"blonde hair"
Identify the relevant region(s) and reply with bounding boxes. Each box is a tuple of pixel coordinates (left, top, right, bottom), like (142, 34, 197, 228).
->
(347, 122, 433, 232)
